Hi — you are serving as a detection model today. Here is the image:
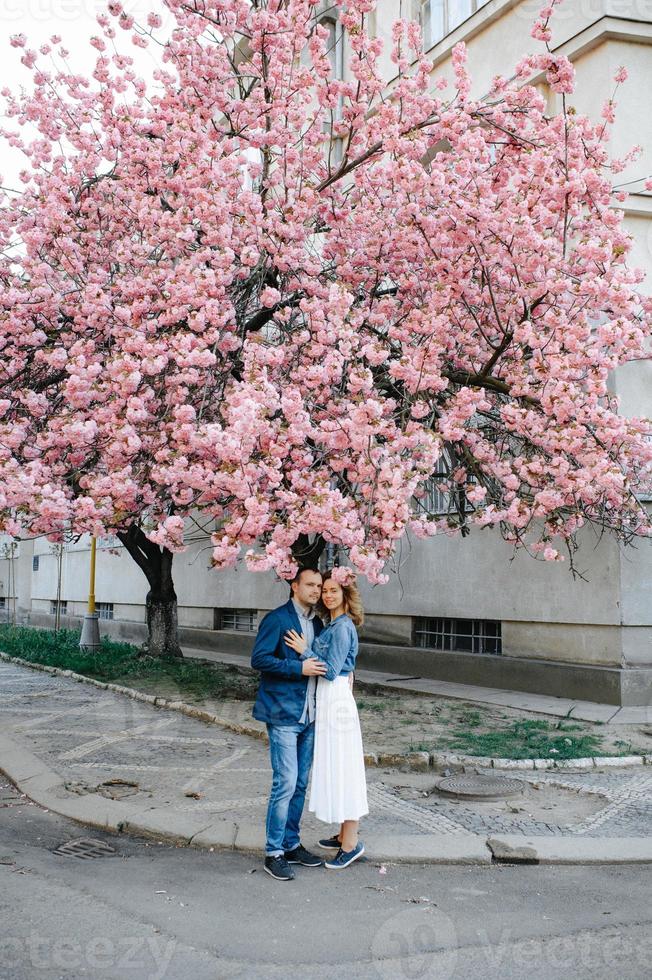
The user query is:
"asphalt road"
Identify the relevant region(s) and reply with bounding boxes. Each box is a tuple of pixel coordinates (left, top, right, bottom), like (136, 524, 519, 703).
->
(1, 777, 650, 980)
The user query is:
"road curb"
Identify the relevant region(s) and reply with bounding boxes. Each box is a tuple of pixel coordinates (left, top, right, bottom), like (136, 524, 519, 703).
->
(1, 651, 649, 773)
(0, 730, 493, 863)
(486, 835, 652, 865)
(2, 733, 650, 866)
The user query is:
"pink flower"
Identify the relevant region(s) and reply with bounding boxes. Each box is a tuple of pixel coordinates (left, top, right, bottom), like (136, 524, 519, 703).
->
(0, 0, 649, 599)
(260, 287, 281, 308)
(330, 566, 357, 587)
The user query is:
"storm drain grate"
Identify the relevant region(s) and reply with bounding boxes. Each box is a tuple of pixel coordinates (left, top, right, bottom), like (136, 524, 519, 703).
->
(53, 837, 117, 859)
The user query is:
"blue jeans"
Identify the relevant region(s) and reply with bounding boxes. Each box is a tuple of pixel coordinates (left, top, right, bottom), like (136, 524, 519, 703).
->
(265, 720, 315, 856)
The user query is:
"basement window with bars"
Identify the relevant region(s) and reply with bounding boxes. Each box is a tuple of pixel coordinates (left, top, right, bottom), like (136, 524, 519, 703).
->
(97, 602, 114, 620)
(50, 600, 68, 616)
(413, 617, 502, 655)
(214, 608, 258, 632)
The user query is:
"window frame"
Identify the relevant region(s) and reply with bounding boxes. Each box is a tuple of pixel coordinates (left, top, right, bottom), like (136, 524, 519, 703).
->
(413, 616, 502, 655)
(213, 608, 258, 633)
(96, 602, 114, 621)
(413, 450, 476, 519)
(419, 0, 488, 50)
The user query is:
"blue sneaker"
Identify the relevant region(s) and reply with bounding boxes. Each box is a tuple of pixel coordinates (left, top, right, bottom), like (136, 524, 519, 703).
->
(324, 842, 365, 870)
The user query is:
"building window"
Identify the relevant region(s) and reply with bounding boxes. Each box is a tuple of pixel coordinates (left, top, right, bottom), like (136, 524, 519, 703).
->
(322, 17, 343, 81)
(50, 600, 68, 616)
(97, 602, 114, 621)
(32, 555, 40, 571)
(98, 534, 120, 549)
(301, 13, 343, 80)
(413, 617, 502, 654)
(317, 15, 344, 166)
(214, 608, 258, 632)
(418, 0, 487, 49)
(413, 451, 475, 518)
(0, 597, 5, 609)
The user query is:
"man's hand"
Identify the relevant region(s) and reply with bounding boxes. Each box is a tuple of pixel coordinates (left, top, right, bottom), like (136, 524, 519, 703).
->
(302, 658, 327, 677)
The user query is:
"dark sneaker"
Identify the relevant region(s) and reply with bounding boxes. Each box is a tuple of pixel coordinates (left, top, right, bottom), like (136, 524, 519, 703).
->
(284, 845, 323, 867)
(324, 842, 365, 870)
(264, 855, 295, 881)
(318, 835, 342, 850)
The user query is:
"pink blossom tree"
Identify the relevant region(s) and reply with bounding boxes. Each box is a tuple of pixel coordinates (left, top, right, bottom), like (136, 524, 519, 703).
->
(1, 0, 651, 657)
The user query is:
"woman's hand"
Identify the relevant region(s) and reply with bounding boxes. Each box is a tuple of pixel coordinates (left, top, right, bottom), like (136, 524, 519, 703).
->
(284, 629, 308, 654)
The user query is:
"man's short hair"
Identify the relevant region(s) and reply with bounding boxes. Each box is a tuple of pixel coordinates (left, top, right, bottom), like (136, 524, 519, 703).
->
(291, 565, 321, 584)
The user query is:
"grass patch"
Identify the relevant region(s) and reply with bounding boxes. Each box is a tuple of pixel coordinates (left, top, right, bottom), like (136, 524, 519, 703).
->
(0, 625, 258, 702)
(444, 718, 605, 760)
(356, 699, 386, 713)
(454, 709, 484, 728)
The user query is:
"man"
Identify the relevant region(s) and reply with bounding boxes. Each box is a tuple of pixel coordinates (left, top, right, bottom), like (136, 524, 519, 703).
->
(251, 567, 327, 880)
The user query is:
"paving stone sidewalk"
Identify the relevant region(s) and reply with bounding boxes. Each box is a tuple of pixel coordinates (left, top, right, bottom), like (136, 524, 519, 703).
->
(1, 662, 651, 859)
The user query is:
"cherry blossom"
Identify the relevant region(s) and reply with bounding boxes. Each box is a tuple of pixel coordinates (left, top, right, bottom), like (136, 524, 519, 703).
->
(0, 0, 650, 654)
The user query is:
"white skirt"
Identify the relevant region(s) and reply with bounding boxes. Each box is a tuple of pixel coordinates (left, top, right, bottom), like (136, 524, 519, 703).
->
(308, 675, 369, 824)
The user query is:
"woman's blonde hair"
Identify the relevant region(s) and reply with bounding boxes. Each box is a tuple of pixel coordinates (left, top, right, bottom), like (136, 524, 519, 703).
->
(318, 569, 364, 628)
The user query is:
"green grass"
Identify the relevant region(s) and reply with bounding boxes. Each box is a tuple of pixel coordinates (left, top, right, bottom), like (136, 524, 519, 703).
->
(444, 718, 605, 760)
(454, 709, 484, 728)
(0, 625, 258, 701)
(356, 699, 386, 713)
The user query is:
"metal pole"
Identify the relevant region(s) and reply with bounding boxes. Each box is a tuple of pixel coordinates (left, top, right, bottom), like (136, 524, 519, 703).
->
(9, 542, 17, 626)
(55, 543, 63, 632)
(79, 536, 101, 652)
(88, 536, 96, 614)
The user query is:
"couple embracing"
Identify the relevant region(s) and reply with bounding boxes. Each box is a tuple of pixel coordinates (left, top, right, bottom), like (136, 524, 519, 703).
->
(251, 567, 368, 880)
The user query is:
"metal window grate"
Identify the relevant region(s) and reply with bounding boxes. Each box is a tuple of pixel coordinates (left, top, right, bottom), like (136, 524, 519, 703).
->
(214, 608, 257, 632)
(32, 555, 40, 571)
(413, 617, 502, 655)
(414, 451, 475, 518)
(96, 602, 114, 621)
(50, 600, 68, 616)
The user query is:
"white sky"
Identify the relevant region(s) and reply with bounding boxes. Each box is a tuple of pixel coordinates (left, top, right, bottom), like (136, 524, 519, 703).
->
(0, 1, 173, 182)
(0, 0, 170, 74)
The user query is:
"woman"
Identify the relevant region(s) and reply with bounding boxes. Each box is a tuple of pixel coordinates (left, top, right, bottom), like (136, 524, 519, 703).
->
(284, 568, 368, 870)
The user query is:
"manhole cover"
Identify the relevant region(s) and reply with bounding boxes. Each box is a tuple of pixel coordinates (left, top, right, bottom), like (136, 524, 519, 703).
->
(436, 774, 525, 801)
(53, 838, 117, 859)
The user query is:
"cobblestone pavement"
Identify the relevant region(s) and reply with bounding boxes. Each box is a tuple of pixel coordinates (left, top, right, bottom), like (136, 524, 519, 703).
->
(1, 663, 650, 841)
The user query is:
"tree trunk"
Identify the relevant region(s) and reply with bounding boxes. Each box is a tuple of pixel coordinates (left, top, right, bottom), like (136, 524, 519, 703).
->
(145, 587, 182, 658)
(117, 526, 183, 658)
(291, 533, 326, 567)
